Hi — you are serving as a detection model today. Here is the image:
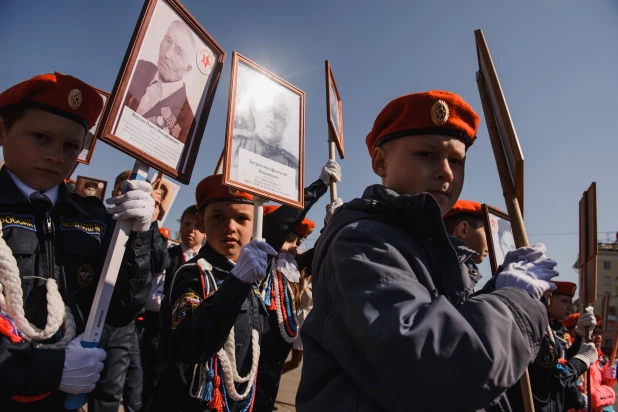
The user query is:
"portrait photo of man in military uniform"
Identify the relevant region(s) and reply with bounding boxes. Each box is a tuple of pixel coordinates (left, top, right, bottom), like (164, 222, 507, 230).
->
(75, 175, 107, 202)
(123, 19, 196, 144)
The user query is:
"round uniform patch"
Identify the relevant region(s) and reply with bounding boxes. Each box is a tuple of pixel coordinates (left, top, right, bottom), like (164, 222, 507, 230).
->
(431, 100, 449, 126)
(68, 89, 83, 110)
(196, 47, 214, 75)
(76, 264, 95, 288)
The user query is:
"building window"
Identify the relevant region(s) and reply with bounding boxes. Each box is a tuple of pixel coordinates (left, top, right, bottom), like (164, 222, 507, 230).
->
(605, 261, 612, 270)
(605, 275, 612, 286)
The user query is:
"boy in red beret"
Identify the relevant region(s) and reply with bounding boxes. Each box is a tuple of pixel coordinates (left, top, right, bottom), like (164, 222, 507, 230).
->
(297, 91, 559, 411)
(443, 199, 489, 265)
(149, 174, 276, 412)
(0, 73, 155, 410)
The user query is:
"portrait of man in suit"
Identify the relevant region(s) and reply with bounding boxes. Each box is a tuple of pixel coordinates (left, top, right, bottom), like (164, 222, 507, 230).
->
(123, 20, 196, 143)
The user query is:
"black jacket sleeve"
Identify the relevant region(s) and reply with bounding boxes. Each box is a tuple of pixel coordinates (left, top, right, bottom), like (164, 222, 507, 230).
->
(105, 227, 154, 326)
(0, 336, 65, 397)
(150, 222, 170, 273)
(263, 178, 327, 251)
(169, 266, 251, 364)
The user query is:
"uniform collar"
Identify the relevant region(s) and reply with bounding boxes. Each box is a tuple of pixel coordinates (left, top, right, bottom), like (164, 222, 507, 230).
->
(181, 242, 200, 261)
(198, 242, 235, 273)
(6, 169, 59, 207)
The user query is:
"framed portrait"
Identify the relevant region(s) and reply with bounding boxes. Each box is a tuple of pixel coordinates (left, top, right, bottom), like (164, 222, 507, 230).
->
(78, 89, 109, 165)
(325, 61, 344, 158)
(153, 175, 180, 225)
(75, 176, 108, 202)
(98, 0, 226, 184)
(482, 205, 517, 276)
(223, 52, 305, 209)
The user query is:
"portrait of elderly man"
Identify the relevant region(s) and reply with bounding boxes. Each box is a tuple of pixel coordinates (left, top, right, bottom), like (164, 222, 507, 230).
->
(124, 20, 196, 143)
(231, 92, 299, 172)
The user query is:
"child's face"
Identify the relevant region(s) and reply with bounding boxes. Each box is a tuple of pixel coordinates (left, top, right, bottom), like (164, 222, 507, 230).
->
(0, 108, 84, 191)
(458, 221, 488, 264)
(197, 202, 253, 262)
(180, 215, 205, 250)
(372, 134, 466, 214)
(547, 294, 573, 322)
(281, 232, 302, 256)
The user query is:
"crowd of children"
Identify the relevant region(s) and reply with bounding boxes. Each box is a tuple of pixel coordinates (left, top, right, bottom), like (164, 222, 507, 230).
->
(0, 72, 615, 412)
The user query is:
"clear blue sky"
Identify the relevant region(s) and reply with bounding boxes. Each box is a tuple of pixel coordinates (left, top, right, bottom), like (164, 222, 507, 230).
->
(1, 0, 617, 286)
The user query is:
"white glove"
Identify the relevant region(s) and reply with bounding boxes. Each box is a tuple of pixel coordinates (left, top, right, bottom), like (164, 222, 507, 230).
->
(319, 160, 341, 185)
(325, 198, 343, 223)
(495, 271, 556, 300)
(59, 334, 107, 394)
(276, 252, 300, 283)
(573, 342, 599, 368)
(602, 365, 617, 380)
(106, 180, 155, 232)
(232, 239, 277, 284)
(576, 306, 597, 339)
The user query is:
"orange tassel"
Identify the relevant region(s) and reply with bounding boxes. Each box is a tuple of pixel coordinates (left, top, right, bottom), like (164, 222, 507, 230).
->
(208, 375, 224, 412)
(11, 392, 51, 403)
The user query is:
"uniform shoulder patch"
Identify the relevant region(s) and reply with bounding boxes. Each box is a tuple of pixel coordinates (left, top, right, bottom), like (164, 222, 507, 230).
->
(171, 292, 202, 330)
(60, 217, 106, 237)
(0, 214, 36, 232)
(76, 264, 96, 288)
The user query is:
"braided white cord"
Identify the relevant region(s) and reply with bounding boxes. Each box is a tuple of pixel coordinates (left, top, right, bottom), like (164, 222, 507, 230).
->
(273, 272, 298, 344)
(217, 329, 260, 401)
(0, 222, 75, 348)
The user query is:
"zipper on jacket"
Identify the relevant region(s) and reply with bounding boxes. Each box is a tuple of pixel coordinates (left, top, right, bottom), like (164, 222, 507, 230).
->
(44, 214, 54, 279)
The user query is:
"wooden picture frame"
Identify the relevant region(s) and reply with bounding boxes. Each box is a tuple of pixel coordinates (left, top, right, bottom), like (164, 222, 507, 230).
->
(75, 175, 108, 202)
(78, 88, 110, 165)
(579, 182, 598, 306)
(97, 0, 225, 184)
(602, 291, 610, 334)
(325, 61, 344, 158)
(482, 204, 517, 276)
(223, 52, 305, 209)
(475, 30, 525, 217)
(155, 175, 180, 225)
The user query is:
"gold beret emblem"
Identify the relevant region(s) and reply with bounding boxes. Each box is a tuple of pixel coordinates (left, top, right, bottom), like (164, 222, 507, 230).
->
(228, 187, 239, 196)
(431, 100, 449, 126)
(68, 89, 83, 110)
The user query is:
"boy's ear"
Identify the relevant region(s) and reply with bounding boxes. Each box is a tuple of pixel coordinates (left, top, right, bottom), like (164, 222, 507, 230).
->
(456, 220, 469, 239)
(371, 147, 388, 178)
(195, 210, 206, 234)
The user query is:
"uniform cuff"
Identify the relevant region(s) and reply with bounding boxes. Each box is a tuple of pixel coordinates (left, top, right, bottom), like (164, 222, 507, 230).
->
(128, 229, 152, 257)
(30, 347, 65, 394)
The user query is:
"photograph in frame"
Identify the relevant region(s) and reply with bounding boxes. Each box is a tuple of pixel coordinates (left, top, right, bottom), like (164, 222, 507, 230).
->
(98, 0, 225, 184)
(75, 176, 108, 202)
(78, 89, 109, 165)
(482, 205, 517, 276)
(224, 52, 305, 208)
(153, 175, 180, 225)
(325, 61, 344, 158)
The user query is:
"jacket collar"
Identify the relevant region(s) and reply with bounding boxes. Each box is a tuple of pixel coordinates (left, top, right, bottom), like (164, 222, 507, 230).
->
(198, 242, 235, 274)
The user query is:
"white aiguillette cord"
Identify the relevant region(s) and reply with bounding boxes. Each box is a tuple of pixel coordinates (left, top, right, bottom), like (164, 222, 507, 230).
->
(0, 222, 75, 349)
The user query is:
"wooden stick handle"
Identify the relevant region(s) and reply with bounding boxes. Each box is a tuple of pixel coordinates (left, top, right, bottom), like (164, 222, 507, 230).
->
(477, 71, 534, 412)
(253, 197, 264, 240)
(328, 138, 338, 202)
(610, 328, 618, 365)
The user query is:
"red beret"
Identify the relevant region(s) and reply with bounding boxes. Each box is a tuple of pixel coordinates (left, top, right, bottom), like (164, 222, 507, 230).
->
(365, 90, 480, 155)
(294, 218, 315, 239)
(553, 281, 577, 298)
(443, 200, 483, 219)
(562, 313, 579, 329)
(195, 174, 253, 210)
(263, 205, 278, 215)
(158, 227, 170, 239)
(0, 72, 104, 130)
